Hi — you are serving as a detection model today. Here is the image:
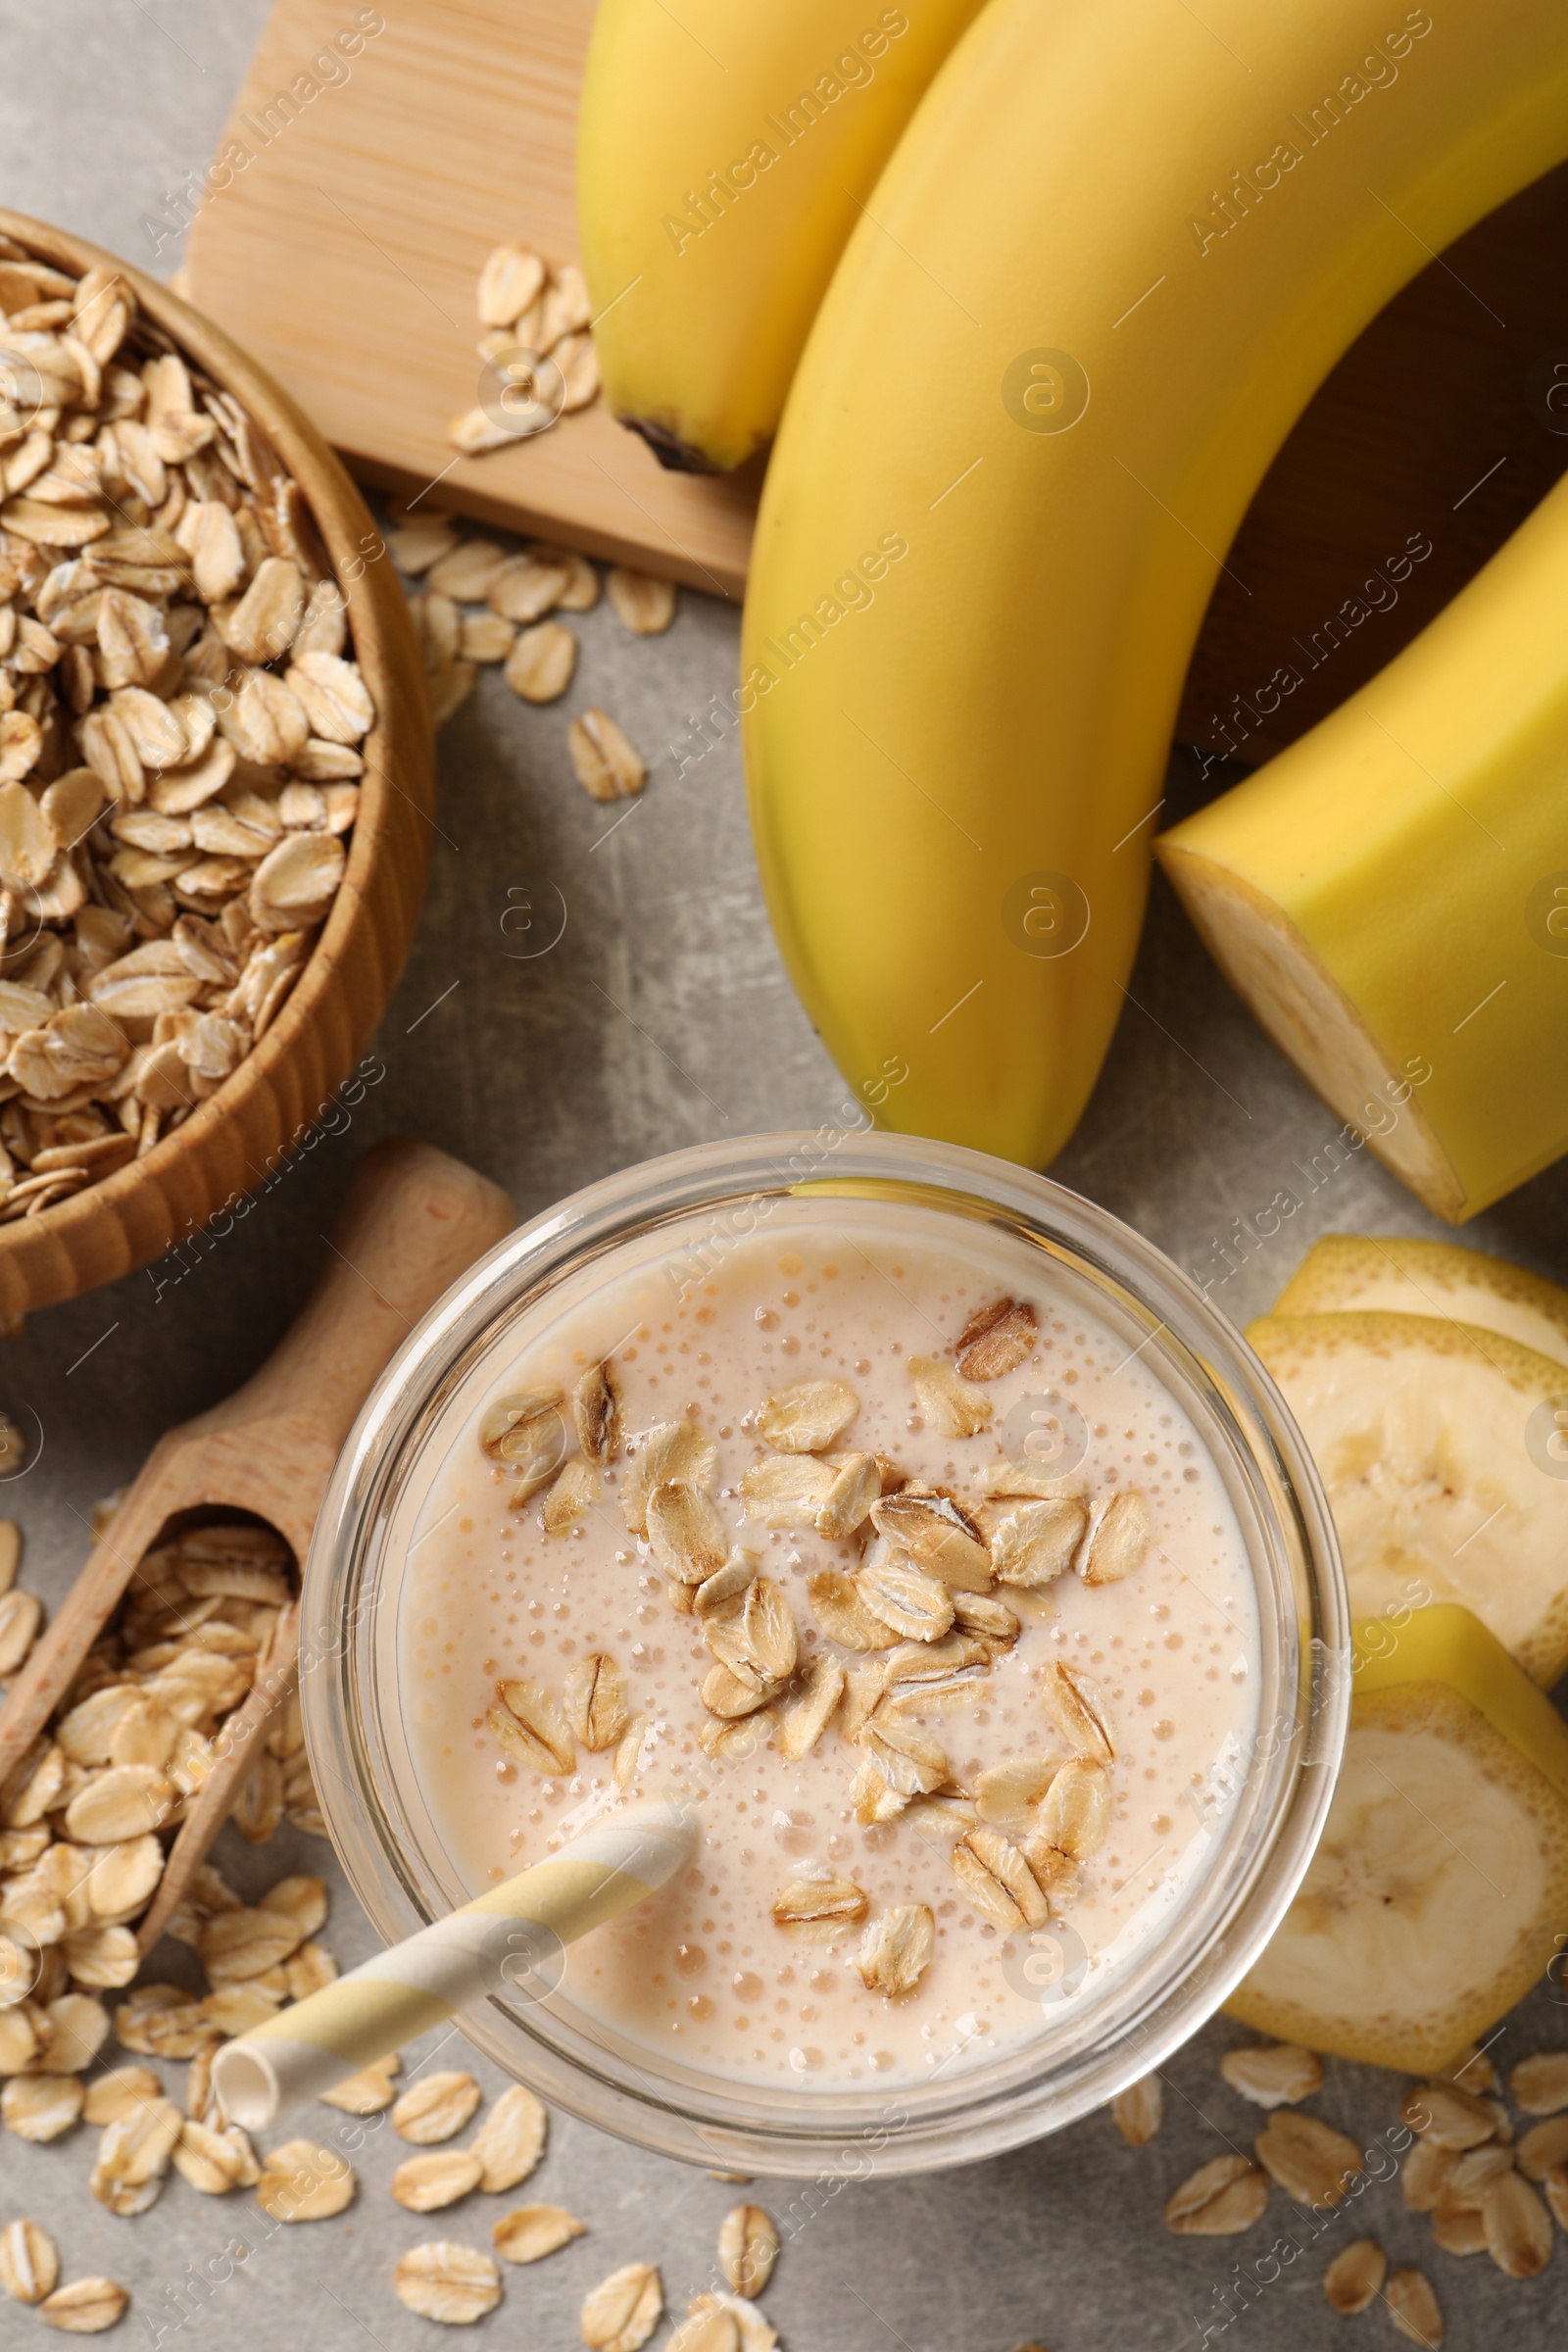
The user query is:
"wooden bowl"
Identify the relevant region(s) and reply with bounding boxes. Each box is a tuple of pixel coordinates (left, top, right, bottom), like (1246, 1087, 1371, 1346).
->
(0, 209, 434, 1317)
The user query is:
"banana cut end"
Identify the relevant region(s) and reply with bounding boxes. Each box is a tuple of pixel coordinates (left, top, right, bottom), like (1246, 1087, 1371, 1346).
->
(1248, 1310, 1568, 1689)
(1229, 1607, 1568, 2075)
(1156, 844, 1466, 1219)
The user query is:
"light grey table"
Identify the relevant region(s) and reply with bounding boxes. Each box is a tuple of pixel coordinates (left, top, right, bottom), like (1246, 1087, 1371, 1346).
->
(3, 8, 1566, 2346)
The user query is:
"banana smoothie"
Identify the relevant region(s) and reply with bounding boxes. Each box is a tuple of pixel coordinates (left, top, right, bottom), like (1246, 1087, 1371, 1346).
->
(400, 1201, 1260, 2091)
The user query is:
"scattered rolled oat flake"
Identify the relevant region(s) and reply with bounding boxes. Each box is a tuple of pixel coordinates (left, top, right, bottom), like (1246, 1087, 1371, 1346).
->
(683, 2295, 775, 2352)
(494, 2203, 586, 2264)
(389, 516, 461, 574)
(504, 619, 577, 704)
(470, 2082, 548, 2191)
(393, 2070, 484, 2145)
(172, 2118, 259, 2195)
(1510, 2050, 1568, 2114)
(0, 2216, 59, 2303)
(1384, 2268, 1444, 2348)
(606, 568, 677, 636)
(1441, 2141, 1512, 2210)
(39, 2278, 128, 2335)
(393, 2149, 485, 2214)
(1110, 2073, 1163, 2147)
(1218, 2042, 1324, 2110)
(1322, 2237, 1387, 2314)
(717, 2205, 779, 2299)
(426, 538, 510, 602)
(1517, 2114, 1568, 2180)
(253, 2138, 357, 2221)
(395, 2241, 504, 2326)
(0, 1587, 42, 1673)
(1481, 2168, 1554, 2277)
(668, 2308, 740, 2352)
(855, 1903, 934, 1999)
(568, 708, 646, 803)
(317, 2056, 401, 2115)
(90, 2097, 183, 2217)
(82, 2066, 162, 2127)
(581, 2262, 663, 2352)
(1544, 2160, 1568, 2232)
(1162, 2154, 1271, 2236)
(1430, 2197, 1489, 2257)
(1, 2074, 83, 2141)
(1399, 2079, 1498, 2150)
(459, 610, 516, 663)
(478, 244, 547, 329)
(1253, 2111, 1364, 2208)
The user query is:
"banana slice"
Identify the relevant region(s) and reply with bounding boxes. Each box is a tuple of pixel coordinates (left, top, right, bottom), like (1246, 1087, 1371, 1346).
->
(1229, 1605, 1568, 2075)
(1274, 1237, 1568, 1370)
(1248, 1311, 1568, 1687)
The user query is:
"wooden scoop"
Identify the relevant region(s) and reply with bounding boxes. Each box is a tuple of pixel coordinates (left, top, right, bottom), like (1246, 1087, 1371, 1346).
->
(0, 1136, 513, 1954)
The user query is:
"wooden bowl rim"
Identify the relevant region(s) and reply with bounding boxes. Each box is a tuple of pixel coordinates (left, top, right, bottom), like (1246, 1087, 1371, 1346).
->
(0, 206, 429, 1272)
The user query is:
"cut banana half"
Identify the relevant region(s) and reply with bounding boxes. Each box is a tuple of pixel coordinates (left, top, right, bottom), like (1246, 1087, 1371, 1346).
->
(1158, 466, 1568, 1223)
(1275, 1236, 1568, 1369)
(1248, 1311, 1568, 1688)
(1229, 1606, 1568, 2076)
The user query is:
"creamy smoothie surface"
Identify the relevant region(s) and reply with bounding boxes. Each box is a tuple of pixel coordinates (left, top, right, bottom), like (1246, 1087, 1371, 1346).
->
(401, 1202, 1259, 2091)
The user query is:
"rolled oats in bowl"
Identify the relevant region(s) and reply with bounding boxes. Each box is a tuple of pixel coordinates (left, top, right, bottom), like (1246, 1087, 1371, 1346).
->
(0, 235, 375, 1221)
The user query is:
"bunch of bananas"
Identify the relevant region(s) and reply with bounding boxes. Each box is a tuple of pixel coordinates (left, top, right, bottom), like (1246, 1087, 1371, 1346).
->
(581, 0, 1568, 1205)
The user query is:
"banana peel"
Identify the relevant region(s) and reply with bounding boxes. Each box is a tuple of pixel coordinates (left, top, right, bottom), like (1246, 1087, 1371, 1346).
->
(1275, 1235, 1568, 1369)
(1229, 1604, 1568, 2076)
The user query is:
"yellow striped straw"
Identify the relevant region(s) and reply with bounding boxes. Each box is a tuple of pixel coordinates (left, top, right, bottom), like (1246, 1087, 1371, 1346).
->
(212, 1797, 699, 2130)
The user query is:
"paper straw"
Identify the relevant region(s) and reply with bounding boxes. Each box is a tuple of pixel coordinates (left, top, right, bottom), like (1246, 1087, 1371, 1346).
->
(212, 1796, 698, 2131)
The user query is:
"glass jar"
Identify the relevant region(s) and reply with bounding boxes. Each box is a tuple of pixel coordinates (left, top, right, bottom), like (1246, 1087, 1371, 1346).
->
(303, 1129, 1347, 2177)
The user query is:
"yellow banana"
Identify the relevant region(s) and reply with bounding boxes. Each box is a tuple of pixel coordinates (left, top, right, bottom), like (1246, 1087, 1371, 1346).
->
(741, 0, 1568, 1164)
(1157, 470, 1568, 1222)
(576, 0, 985, 473)
(1228, 1604, 1568, 2075)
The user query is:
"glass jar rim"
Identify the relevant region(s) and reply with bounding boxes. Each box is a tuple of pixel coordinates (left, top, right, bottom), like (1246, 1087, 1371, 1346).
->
(303, 1127, 1348, 2177)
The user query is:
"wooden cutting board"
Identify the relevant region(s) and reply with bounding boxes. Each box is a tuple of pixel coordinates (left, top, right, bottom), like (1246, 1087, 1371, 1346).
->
(187, 0, 1568, 749)
(185, 0, 759, 600)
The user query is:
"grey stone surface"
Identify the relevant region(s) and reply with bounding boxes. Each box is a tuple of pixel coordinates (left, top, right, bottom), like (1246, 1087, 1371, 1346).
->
(1, 7, 1566, 2348)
